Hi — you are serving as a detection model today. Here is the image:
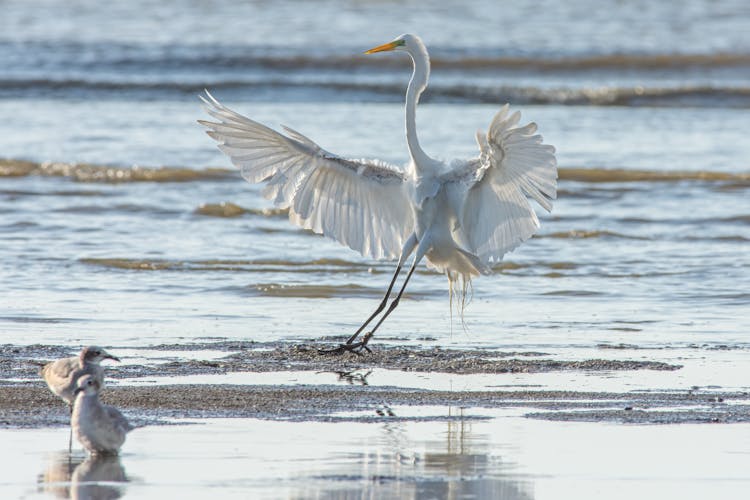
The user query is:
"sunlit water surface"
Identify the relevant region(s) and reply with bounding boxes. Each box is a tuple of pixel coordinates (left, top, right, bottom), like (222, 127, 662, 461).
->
(3, 415, 749, 499)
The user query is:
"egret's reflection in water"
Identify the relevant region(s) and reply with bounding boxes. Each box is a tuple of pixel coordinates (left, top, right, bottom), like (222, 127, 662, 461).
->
(38, 451, 128, 500)
(293, 407, 534, 500)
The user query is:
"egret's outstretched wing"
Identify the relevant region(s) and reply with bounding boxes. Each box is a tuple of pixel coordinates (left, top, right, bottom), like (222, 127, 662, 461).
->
(199, 91, 414, 260)
(445, 105, 557, 263)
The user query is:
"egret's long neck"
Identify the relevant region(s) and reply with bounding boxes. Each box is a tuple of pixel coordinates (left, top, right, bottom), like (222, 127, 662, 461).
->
(405, 45, 431, 169)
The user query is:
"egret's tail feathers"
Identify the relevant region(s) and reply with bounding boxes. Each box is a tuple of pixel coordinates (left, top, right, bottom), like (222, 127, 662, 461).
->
(447, 271, 474, 332)
(424, 246, 487, 330)
(446, 248, 488, 331)
(454, 247, 492, 276)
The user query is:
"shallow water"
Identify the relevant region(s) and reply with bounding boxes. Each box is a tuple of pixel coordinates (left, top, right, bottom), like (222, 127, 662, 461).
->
(1, 0, 749, 498)
(2, 147, 747, 349)
(5, 415, 750, 499)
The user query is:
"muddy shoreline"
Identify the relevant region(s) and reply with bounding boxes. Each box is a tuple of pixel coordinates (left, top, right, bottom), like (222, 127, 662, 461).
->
(2, 383, 747, 429)
(1, 341, 747, 428)
(1, 340, 681, 379)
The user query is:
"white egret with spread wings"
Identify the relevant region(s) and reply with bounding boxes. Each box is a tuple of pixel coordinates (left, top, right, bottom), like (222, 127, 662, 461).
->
(200, 34, 557, 353)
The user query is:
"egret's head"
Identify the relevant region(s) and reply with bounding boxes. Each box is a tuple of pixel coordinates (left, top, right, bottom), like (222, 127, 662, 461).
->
(365, 34, 420, 55)
(80, 346, 120, 364)
(74, 374, 100, 396)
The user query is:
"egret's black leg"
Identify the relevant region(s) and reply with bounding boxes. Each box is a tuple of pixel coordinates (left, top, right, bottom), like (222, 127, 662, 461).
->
(319, 235, 417, 355)
(323, 259, 419, 355)
(317, 264, 401, 355)
(347, 264, 402, 344)
(356, 262, 418, 349)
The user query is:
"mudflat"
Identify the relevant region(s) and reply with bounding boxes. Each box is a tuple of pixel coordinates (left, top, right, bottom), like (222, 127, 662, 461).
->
(2, 341, 746, 428)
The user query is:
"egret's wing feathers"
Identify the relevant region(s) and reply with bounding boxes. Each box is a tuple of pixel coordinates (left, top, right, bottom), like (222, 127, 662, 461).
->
(445, 105, 557, 263)
(200, 91, 413, 260)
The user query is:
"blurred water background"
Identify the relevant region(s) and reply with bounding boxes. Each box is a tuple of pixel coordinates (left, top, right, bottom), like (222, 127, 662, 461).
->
(1, 0, 748, 350)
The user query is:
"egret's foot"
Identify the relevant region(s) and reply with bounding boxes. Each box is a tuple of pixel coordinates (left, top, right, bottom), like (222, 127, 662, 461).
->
(318, 332, 374, 356)
(318, 342, 368, 356)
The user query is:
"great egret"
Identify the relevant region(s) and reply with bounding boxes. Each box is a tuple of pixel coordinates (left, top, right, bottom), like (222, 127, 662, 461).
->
(200, 34, 557, 354)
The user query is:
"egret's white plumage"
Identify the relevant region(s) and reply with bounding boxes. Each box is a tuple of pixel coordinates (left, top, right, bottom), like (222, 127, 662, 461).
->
(201, 99, 414, 260)
(200, 34, 557, 352)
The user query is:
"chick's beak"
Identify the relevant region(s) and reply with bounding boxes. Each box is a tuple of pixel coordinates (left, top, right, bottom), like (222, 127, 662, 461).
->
(365, 41, 399, 54)
(105, 353, 121, 362)
(74, 387, 83, 396)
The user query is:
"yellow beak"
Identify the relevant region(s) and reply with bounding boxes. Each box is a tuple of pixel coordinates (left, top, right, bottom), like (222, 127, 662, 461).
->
(364, 41, 399, 55)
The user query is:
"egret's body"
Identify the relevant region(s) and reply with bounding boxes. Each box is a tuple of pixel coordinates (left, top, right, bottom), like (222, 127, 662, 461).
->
(200, 34, 557, 352)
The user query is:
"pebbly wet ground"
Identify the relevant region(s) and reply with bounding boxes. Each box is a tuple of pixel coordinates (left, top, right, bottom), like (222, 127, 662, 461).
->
(3, 339, 750, 500)
(1, 340, 747, 429)
(0, 340, 680, 379)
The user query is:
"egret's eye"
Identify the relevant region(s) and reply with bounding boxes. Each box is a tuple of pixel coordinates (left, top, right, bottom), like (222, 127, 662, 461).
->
(95, 351, 101, 355)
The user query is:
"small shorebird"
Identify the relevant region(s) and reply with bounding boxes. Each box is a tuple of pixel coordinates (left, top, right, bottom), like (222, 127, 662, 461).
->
(41, 346, 120, 406)
(72, 374, 133, 455)
(41, 345, 120, 450)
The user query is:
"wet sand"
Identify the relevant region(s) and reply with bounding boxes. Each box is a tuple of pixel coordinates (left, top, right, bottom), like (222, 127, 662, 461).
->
(3, 340, 750, 500)
(1, 341, 747, 428)
(3, 382, 747, 429)
(1, 340, 680, 378)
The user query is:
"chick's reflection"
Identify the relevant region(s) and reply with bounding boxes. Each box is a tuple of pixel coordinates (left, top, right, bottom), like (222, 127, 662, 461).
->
(39, 452, 128, 500)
